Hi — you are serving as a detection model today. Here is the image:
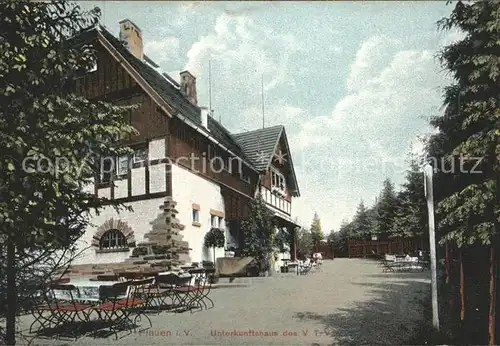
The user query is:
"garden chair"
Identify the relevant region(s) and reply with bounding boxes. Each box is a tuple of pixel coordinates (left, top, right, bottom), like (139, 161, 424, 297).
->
(149, 273, 180, 313)
(37, 283, 92, 340)
(187, 268, 215, 311)
(91, 280, 147, 339)
(174, 268, 212, 313)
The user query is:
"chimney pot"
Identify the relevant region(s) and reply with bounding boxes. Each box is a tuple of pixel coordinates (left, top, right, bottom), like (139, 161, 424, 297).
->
(179, 70, 197, 106)
(200, 106, 209, 129)
(119, 19, 144, 60)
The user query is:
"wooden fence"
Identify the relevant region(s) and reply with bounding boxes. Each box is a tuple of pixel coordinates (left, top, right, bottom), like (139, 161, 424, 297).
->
(347, 238, 422, 258)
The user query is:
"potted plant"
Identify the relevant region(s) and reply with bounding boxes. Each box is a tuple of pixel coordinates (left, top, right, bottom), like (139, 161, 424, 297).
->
(204, 228, 225, 265)
(131, 246, 148, 257)
(225, 246, 236, 257)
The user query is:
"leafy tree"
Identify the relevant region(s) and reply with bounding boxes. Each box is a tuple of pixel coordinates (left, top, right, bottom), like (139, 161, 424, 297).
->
(204, 227, 225, 264)
(241, 194, 275, 272)
(296, 228, 313, 259)
(310, 212, 324, 251)
(0, 1, 136, 343)
(373, 179, 399, 239)
(351, 201, 372, 239)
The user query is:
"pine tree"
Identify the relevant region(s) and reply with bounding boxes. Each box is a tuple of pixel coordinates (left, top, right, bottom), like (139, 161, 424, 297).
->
(310, 212, 324, 251)
(430, 2, 500, 344)
(391, 160, 428, 244)
(351, 201, 372, 239)
(434, 0, 500, 247)
(373, 179, 399, 239)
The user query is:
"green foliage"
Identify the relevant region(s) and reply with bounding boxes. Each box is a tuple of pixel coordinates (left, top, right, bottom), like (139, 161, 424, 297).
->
(151, 245, 168, 255)
(350, 201, 372, 239)
(132, 247, 148, 257)
(296, 228, 313, 259)
(328, 221, 351, 257)
(0, 0, 137, 251)
(204, 227, 225, 265)
(391, 160, 428, 240)
(310, 212, 324, 249)
(0, 1, 137, 343)
(275, 229, 291, 253)
(372, 179, 399, 239)
(241, 194, 275, 271)
(431, 0, 500, 247)
(204, 228, 225, 249)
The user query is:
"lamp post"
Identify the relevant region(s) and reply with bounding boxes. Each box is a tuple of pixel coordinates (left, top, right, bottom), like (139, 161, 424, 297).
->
(424, 163, 439, 331)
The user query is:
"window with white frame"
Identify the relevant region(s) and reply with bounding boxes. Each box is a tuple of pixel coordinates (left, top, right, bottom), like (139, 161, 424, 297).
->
(133, 147, 148, 164)
(211, 215, 217, 228)
(100, 229, 127, 249)
(192, 209, 199, 222)
(218, 216, 224, 229)
(271, 169, 286, 193)
(116, 155, 129, 177)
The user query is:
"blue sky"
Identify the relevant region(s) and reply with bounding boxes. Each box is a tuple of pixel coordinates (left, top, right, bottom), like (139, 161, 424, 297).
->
(80, 1, 463, 232)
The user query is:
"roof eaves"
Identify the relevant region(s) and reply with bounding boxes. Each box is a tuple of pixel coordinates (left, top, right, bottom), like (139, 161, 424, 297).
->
(263, 126, 284, 171)
(280, 128, 300, 197)
(96, 28, 176, 117)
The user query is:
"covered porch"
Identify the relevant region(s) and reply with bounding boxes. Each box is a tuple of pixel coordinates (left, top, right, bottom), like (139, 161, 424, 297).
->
(270, 208, 301, 261)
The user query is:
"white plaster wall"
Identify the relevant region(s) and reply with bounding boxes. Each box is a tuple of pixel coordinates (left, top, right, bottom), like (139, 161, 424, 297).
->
(171, 164, 225, 264)
(114, 179, 128, 199)
(149, 138, 165, 161)
(73, 197, 166, 265)
(149, 164, 166, 193)
(97, 187, 110, 199)
(131, 167, 145, 196)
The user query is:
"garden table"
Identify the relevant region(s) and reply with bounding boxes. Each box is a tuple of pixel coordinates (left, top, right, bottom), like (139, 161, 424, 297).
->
(52, 278, 128, 302)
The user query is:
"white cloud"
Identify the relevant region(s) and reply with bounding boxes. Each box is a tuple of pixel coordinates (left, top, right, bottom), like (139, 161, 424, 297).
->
(275, 36, 447, 231)
(144, 37, 180, 63)
(182, 13, 302, 108)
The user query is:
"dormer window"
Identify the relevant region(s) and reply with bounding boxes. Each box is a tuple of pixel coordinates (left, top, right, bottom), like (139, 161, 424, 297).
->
(271, 169, 286, 193)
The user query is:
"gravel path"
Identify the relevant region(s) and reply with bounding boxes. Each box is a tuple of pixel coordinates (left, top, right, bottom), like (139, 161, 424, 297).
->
(17, 259, 430, 345)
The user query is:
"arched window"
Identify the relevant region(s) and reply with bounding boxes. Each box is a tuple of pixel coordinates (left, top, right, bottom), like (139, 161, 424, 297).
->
(99, 229, 127, 250)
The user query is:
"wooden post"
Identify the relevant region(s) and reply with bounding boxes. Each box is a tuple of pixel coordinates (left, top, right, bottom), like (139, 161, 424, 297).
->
(6, 237, 16, 345)
(460, 248, 465, 321)
(488, 243, 496, 346)
(444, 241, 450, 284)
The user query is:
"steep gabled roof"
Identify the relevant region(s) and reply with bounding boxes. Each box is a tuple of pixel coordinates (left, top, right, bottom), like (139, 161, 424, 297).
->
(72, 26, 253, 168)
(71, 25, 299, 194)
(233, 125, 300, 197)
(232, 125, 284, 171)
(98, 27, 202, 125)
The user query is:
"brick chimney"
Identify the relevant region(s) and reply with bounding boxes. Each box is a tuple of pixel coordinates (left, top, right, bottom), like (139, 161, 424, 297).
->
(119, 19, 144, 60)
(179, 71, 197, 106)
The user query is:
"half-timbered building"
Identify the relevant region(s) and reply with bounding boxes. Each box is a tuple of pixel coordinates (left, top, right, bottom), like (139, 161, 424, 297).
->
(71, 19, 301, 266)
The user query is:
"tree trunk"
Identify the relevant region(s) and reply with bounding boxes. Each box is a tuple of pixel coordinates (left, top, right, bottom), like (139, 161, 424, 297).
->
(488, 243, 496, 346)
(460, 248, 465, 321)
(6, 238, 16, 345)
(445, 241, 450, 284)
(213, 247, 216, 265)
